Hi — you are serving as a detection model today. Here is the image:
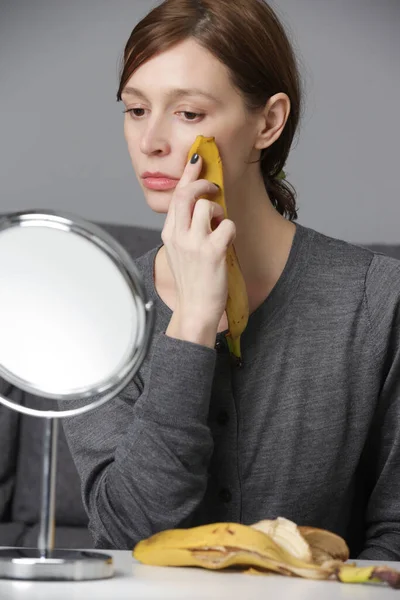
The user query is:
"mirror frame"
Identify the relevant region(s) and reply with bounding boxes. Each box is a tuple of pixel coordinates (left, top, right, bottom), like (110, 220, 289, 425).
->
(0, 210, 155, 418)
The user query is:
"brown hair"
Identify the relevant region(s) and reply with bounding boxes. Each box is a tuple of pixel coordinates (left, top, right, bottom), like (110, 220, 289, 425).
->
(117, 0, 303, 221)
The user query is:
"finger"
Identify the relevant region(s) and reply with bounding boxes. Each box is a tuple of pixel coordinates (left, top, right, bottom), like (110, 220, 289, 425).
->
(174, 181, 220, 232)
(191, 199, 225, 236)
(176, 152, 203, 190)
(209, 218, 236, 252)
(163, 154, 203, 238)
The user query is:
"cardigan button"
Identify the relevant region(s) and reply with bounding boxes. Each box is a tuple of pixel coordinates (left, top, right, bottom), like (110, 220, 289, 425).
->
(214, 339, 226, 353)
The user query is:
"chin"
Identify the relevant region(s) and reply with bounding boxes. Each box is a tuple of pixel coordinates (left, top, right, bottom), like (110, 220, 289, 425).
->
(143, 189, 172, 214)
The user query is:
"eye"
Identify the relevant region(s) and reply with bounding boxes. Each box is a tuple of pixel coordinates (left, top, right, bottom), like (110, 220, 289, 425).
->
(123, 108, 204, 122)
(123, 108, 146, 118)
(179, 111, 204, 122)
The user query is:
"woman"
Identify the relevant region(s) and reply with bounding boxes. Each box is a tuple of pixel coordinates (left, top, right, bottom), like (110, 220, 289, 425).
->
(63, 0, 400, 559)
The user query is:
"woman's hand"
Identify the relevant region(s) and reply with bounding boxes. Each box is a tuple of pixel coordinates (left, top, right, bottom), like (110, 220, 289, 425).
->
(163, 154, 236, 348)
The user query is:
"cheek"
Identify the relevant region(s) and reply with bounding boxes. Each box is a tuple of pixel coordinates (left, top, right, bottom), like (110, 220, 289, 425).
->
(217, 132, 254, 187)
(212, 111, 257, 181)
(124, 125, 139, 164)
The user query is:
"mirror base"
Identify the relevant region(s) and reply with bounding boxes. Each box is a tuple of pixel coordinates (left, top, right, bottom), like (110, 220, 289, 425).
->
(0, 548, 114, 580)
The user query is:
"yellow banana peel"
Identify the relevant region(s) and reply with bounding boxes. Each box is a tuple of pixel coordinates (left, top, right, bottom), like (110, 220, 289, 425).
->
(133, 519, 400, 589)
(336, 564, 400, 587)
(187, 136, 249, 364)
(298, 525, 350, 565)
(133, 522, 332, 580)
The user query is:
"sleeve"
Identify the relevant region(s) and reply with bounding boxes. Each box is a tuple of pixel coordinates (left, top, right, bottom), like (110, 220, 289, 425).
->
(0, 378, 21, 521)
(62, 332, 216, 550)
(357, 254, 400, 560)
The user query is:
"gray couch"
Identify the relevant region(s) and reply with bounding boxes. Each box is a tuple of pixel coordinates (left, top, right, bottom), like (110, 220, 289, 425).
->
(0, 221, 399, 550)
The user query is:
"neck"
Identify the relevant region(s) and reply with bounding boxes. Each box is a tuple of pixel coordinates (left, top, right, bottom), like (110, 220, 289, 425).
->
(225, 176, 296, 312)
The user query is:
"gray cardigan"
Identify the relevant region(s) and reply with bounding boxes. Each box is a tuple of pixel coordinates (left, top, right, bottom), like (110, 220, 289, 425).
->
(59, 223, 400, 559)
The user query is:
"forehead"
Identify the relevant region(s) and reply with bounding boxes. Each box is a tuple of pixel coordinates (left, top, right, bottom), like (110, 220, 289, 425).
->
(123, 38, 235, 99)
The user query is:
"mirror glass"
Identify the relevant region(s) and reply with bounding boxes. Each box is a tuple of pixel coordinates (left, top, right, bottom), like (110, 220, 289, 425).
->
(0, 214, 147, 402)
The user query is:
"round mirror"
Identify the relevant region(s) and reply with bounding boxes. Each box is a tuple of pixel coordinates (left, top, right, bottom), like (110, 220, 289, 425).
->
(0, 210, 154, 417)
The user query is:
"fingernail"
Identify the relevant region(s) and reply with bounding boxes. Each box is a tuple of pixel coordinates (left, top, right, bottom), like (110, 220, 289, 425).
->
(213, 182, 220, 189)
(190, 153, 199, 164)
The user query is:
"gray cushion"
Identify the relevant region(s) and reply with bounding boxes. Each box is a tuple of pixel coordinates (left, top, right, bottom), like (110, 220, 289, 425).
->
(363, 244, 400, 260)
(0, 523, 26, 546)
(19, 524, 94, 550)
(98, 222, 162, 259)
(11, 403, 89, 527)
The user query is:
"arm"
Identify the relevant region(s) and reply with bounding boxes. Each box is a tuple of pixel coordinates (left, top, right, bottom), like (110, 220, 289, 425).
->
(62, 331, 216, 549)
(64, 154, 233, 549)
(357, 255, 400, 560)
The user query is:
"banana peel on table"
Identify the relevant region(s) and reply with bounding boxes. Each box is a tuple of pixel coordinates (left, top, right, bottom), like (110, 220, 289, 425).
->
(187, 136, 249, 365)
(133, 517, 400, 589)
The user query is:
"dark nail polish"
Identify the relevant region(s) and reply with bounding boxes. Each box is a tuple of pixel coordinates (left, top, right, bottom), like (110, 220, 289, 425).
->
(190, 153, 199, 164)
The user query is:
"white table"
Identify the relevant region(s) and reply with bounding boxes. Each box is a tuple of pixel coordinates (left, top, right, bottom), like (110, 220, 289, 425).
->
(0, 551, 400, 600)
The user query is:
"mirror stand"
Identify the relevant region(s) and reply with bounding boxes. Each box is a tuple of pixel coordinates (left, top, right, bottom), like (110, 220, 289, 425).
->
(0, 416, 113, 580)
(0, 211, 155, 581)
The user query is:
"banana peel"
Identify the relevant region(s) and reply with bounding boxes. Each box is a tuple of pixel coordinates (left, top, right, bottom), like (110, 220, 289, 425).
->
(336, 565, 400, 588)
(298, 525, 349, 564)
(133, 522, 333, 580)
(251, 517, 349, 565)
(187, 136, 249, 364)
(251, 517, 314, 562)
(133, 519, 400, 589)
(251, 518, 400, 587)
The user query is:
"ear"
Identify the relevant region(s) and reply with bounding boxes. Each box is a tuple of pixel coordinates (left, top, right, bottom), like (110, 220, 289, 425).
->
(254, 93, 291, 151)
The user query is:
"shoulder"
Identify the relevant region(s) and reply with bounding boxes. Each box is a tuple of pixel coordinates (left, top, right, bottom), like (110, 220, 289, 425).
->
(303, 225, 375, 270)
(301, 223, 400, 329)
(133, 244, 162, 276)
(302, 224, 400, 283)
(364, 252, 400, 335)
(131, 243, 164, 311)
(365, 251, 400, 289)
(307, 225, 400, 296)
(298, 225, 375, 304)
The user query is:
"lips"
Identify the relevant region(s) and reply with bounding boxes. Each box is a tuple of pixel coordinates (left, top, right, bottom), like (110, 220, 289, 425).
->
(142, 171, 179, 179)
(141, 171, 180, 191)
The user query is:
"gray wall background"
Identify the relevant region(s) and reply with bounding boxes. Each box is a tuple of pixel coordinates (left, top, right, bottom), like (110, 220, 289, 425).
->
(0, 0, 399, 243)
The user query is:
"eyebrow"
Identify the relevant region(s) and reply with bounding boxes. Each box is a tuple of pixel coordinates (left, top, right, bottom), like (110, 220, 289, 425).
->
(121, 86, 221, 104)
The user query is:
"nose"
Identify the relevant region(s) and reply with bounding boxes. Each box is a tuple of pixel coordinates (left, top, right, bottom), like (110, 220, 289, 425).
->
(139, 118, 171, 156)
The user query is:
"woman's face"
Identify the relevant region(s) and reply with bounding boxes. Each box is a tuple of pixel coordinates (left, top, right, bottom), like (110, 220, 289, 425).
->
(121, 38, 264, 214)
